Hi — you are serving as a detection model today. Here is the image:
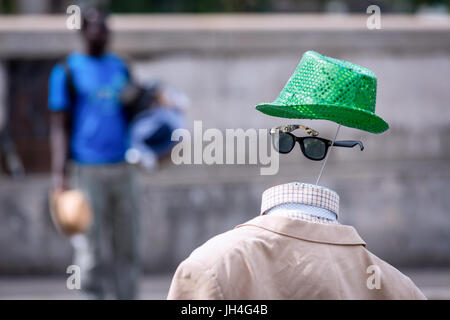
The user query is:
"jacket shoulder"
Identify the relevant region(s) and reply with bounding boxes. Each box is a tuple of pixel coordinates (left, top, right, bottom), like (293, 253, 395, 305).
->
(188, 223, 266, 268)
(168, 223, 265, 299)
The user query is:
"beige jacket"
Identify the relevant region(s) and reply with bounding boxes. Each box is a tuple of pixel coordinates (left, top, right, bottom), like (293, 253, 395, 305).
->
(167, 215, 426, 300)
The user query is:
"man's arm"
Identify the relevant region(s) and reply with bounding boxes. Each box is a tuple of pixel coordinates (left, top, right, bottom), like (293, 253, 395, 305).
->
(50, 111, 70, 190)
(48, 60, 73, 190)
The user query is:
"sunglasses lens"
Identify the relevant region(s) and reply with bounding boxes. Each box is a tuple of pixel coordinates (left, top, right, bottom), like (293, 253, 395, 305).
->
(303, 138, 327, 160)
(273, 132, 295, 153)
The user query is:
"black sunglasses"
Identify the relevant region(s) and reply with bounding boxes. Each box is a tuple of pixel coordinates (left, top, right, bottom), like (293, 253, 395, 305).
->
(270, 125, 364, 161)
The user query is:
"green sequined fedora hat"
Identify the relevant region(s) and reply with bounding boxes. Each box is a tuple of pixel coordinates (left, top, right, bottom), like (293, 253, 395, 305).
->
(255, 51, 389, 134)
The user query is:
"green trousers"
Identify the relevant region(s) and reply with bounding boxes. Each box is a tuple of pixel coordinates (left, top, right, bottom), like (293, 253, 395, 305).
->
(71, 163, 141, 299)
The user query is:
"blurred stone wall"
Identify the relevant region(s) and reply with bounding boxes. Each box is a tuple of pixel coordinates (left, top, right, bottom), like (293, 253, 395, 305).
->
(0, 15, 449, 274)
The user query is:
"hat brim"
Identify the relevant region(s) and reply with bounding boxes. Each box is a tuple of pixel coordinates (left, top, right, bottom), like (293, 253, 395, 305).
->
(255, 103, 389, 134)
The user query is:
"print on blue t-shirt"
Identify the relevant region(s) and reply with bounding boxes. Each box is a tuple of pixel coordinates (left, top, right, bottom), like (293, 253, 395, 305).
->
(48, 52, 130, 164)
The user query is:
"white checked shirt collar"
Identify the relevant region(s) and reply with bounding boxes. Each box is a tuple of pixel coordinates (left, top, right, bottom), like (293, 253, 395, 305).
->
(261, 182, 340, 223)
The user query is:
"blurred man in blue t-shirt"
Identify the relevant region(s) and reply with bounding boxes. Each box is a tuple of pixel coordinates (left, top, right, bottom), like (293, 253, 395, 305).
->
(49, 8, 139, 299)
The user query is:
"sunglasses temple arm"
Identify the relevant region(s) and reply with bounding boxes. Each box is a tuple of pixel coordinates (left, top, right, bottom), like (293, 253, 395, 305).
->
(333, 140, 364, 151)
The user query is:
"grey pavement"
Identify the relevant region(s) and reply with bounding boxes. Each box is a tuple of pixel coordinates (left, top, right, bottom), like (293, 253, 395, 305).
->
(0, 274, 173, 300)
(0, 269, 449, 300)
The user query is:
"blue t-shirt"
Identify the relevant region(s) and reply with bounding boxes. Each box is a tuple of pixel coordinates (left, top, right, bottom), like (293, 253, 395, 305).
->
(48, 52, 130, 164)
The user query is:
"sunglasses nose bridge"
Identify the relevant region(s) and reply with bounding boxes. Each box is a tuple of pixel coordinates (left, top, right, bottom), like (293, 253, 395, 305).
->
(294, 136, 305, 149)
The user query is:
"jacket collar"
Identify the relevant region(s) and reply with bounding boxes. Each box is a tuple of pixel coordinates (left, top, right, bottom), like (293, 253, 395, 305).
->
(236, 215, 366, 247)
